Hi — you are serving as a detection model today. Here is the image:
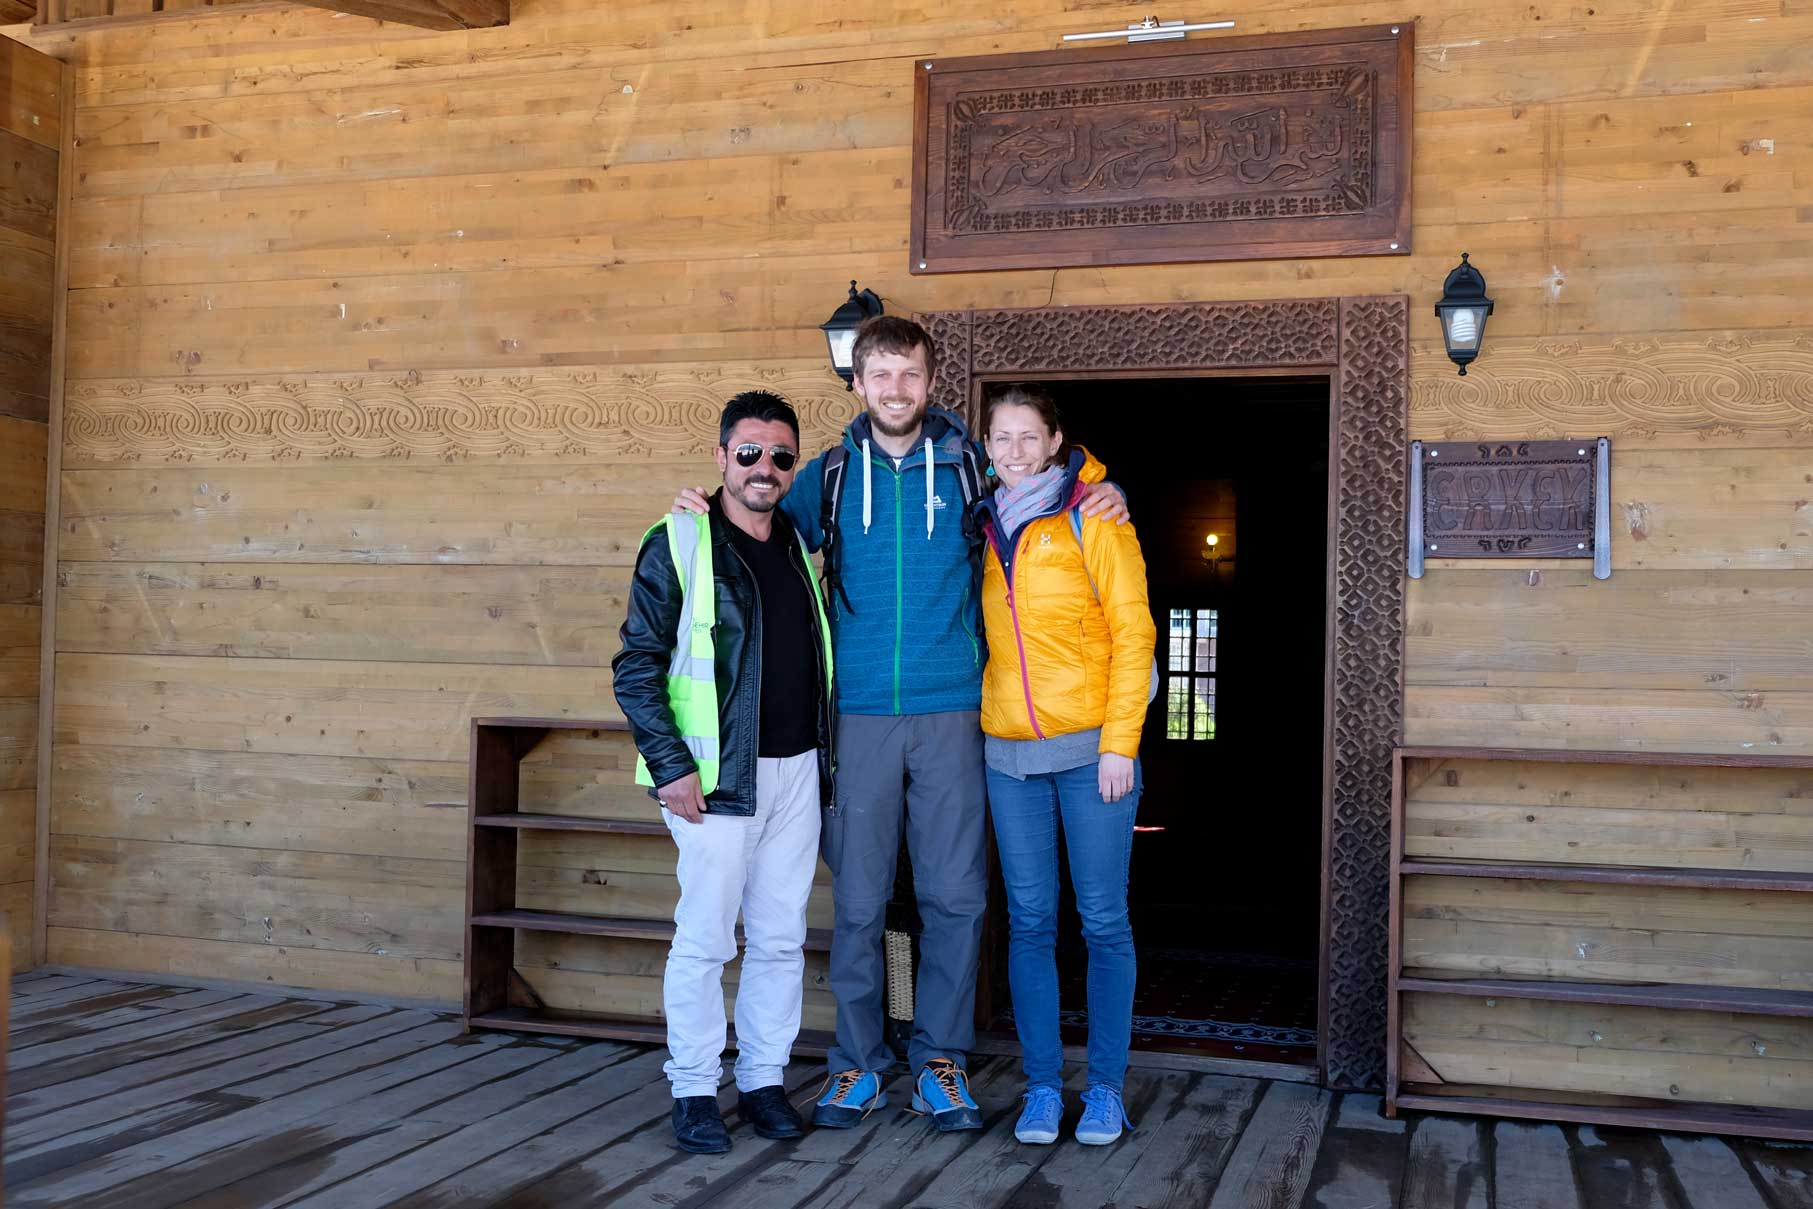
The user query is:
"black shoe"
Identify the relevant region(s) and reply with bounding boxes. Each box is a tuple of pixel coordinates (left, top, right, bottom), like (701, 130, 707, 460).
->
(738, 1085, 806, 1139)
(672, 1096, 731, 1154)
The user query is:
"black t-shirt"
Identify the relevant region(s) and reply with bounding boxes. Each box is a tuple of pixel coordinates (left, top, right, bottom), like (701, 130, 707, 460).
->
(726, 520, 819, 759)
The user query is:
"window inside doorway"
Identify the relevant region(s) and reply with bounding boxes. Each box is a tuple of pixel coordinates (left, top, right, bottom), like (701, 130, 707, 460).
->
(1164, 607, 1217, 740)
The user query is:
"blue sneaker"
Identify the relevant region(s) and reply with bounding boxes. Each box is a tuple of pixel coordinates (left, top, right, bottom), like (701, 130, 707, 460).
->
(1014, 1085, 1063, 1144)
(1075, 1084, 1131, 1145)
(812, 1069, 885, 1128)
(910, 1058, 983, 1131)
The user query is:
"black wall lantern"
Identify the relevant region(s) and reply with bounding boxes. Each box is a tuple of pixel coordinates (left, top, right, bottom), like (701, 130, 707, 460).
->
(820, 281, 885, 389)
(1434, 253, 1494, 376)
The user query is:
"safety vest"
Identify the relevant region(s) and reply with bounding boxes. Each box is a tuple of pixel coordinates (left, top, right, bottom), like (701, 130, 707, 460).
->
(633, 511, 834, 796)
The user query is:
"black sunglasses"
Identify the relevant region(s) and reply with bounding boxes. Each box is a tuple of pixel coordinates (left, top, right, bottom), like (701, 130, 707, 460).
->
(731, 443, 798, 472)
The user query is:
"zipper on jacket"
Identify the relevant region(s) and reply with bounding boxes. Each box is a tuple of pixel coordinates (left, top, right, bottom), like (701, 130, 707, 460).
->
(962, 586, 979, 668)
(1005, 537, 1046, 739)
(891, 460, 903, 716)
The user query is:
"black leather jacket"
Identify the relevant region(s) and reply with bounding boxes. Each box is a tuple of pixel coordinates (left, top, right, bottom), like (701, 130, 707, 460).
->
(611, 493, 835, 815)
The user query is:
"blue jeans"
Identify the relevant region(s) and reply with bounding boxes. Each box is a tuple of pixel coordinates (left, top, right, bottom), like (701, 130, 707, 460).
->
(986, 759, 1139, 1091)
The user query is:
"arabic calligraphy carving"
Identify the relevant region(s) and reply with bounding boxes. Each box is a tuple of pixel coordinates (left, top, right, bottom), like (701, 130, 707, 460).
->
(913, 25, 1412, 271)
(952, 67, 1372, 233)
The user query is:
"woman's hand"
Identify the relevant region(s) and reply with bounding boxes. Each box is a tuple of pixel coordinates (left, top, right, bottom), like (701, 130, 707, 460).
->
(1099, 753, 1136, 804)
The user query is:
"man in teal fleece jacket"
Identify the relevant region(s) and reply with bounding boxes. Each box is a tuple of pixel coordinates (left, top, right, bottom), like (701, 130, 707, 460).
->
(679, 316, 1126, 1131)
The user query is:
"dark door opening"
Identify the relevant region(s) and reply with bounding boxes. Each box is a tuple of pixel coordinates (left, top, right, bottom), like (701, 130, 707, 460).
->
(983, 373, 1332, 1069)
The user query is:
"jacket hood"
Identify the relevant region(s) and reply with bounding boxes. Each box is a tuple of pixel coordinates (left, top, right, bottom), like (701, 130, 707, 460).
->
(1067, 446, 1108, 494)
(843, 404, 973, 465)
(834, 405, 978, 541)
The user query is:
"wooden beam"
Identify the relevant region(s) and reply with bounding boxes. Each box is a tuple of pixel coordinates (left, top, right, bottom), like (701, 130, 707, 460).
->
(31, 0, 279, 34)
(34, 56, 72, 973)
(296, 0, 505, 29)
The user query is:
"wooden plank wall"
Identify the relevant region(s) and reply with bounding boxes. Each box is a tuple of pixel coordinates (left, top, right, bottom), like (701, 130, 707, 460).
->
(0, 35, 62, 974)
(0, 0, 1807, 1003)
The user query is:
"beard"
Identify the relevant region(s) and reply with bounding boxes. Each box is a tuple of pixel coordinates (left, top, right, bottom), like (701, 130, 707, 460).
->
(867, 395, 928, 439)
(727, 473, 783, 514)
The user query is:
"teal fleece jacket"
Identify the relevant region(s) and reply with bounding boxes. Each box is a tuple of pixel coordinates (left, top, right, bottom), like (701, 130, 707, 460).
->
(780, 407, 984, 716)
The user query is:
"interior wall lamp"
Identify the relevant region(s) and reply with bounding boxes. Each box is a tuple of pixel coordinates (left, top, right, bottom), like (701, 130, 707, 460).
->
(820, 281, 885, 389)
(1435, 253, 1494, 376)
(1199, 532, 1234, 573)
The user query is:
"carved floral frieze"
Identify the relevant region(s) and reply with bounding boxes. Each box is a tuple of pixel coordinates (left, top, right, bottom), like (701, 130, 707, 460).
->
(1409, 331, 1813, 440)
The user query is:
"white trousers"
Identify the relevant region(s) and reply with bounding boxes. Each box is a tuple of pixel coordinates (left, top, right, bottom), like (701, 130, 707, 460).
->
(662, 750, 821, 1098)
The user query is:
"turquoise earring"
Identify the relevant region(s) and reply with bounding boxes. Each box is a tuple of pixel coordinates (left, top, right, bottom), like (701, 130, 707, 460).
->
(986, 464, 996, 478)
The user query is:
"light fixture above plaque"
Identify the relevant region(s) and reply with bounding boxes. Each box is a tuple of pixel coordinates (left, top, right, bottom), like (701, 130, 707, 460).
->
(1061, 15, 1235, 43)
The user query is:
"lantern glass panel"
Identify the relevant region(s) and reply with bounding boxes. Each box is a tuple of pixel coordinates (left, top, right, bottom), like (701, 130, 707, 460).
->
(825, 327, 858, 371)
(1443, 304, 1486, 350)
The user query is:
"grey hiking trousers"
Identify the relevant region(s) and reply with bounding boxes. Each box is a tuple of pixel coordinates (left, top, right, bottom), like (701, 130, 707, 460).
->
(822, 711, 988, 1074)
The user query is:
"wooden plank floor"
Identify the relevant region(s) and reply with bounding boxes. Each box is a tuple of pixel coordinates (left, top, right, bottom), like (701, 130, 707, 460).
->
(8, 971, 1813, 1208)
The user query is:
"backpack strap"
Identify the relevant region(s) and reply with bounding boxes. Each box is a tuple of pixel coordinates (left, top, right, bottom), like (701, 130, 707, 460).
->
(818, 445, 856, 616)
(953, 443, 989, 622)
(1067, 507, 1102, 603)
(953, 444, 985, 513)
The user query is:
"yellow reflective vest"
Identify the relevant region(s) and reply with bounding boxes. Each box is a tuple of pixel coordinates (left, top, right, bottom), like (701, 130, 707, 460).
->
(633, 511, 834, 795)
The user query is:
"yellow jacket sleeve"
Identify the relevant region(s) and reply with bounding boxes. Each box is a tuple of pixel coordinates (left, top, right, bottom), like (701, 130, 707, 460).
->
(1079, 512, 1156, 758)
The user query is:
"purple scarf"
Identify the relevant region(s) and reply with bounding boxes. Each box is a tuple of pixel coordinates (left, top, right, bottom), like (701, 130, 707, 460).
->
(995, 464, 1068, 541)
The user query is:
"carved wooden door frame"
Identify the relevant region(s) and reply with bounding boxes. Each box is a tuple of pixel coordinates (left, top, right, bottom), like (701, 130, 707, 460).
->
(923, 296, 1407, 1090)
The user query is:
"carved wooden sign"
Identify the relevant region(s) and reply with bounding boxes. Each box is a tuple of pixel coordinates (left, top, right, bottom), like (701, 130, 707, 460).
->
(1408, 438, 1613, 579)
(911, 23, 1413, 273)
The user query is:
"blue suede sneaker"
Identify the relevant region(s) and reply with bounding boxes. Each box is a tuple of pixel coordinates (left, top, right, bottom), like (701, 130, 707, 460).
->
(1075, 1084, 1131, 1145)
(1014, 1085, 1063, 1144)
(812, 1069, 885, 1128)
(910, 1058, 984, 1131)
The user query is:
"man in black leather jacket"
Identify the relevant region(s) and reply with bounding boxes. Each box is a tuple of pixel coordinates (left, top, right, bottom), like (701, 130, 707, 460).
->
(612, 391, 835, 1155)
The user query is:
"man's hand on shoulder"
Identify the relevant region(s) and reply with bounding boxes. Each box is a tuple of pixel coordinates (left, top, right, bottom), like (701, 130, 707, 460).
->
(673, 487, 710, 515)
(1078, 481, 1130, 525)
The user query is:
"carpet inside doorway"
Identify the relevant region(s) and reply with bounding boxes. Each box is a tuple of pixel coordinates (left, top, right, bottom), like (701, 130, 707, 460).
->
(1015, 945, 1319, 1067)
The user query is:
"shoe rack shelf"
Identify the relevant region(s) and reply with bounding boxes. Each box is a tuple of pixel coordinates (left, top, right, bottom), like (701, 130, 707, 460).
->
(464, 716, 833, 1052)
(1386, 744, 1813, 1142)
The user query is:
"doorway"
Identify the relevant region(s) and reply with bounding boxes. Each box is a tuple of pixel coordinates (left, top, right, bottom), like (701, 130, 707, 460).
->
(925, 296, 1408, 1088)
(1032, 375, 1331, 1068)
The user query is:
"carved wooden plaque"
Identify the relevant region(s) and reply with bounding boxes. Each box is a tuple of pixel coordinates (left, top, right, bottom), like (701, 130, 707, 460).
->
(1409, 438, 1613, 577)
(911, 23, 1413, 273)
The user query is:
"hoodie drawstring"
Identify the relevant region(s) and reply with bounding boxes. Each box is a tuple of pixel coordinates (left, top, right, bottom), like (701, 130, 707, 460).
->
(925, 437, 935, 538)
(861, 438, 872, 534)
(859, 432, 943, 538)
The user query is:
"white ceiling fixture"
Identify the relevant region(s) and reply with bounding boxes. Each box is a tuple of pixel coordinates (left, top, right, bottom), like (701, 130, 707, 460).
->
(1061, 15, 1235, 43)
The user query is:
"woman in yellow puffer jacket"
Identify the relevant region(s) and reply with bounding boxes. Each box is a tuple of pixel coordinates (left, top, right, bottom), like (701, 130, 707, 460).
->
(973, 383, 1156, 1149)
